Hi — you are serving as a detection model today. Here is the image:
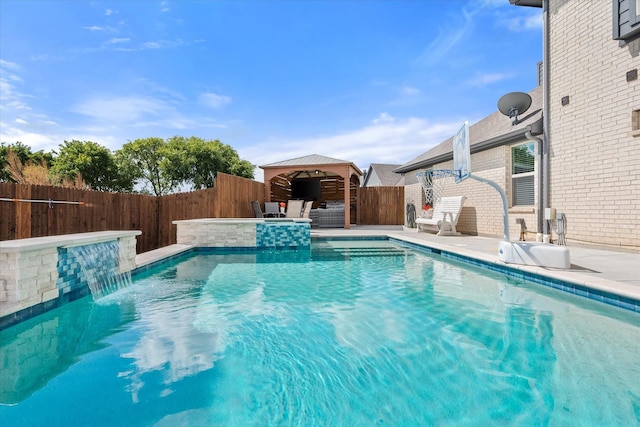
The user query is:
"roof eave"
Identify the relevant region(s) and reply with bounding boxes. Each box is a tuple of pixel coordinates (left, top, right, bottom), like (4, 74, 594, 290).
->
(393, 127, 530, 174)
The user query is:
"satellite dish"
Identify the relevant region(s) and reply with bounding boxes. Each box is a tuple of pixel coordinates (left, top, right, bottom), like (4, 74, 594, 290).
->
(497, 92, 532, 125)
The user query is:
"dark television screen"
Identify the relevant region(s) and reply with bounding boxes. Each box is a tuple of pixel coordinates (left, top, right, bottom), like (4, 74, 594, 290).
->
(291, 179, 321, 201)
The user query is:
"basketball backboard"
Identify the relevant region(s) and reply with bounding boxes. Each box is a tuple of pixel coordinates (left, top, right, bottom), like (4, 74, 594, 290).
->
(452, 121, 471, 183)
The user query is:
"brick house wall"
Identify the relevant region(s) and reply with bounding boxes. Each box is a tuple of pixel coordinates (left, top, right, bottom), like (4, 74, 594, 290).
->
(548, 0, 640, 249)
(403, 147, 536, 241)
(404, 182, 424, 228)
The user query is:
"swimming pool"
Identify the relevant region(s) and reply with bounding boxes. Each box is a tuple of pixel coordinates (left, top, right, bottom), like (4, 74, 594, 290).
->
(1, 239, 639, 426)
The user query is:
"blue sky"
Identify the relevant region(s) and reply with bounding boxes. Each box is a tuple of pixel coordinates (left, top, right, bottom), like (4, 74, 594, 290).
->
(0, 0, 541, 181)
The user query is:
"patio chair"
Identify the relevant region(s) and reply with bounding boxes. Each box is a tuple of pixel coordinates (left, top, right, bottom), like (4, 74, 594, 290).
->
(251, 200, 266, 218)
(415, 196, 466, 236)
(302, 201, 313, 218)
(265, 202, 283, 217)
(286, 200, 305, 218)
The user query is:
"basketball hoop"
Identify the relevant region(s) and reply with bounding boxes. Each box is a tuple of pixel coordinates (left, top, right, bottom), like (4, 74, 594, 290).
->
(416, 169, 460, 207)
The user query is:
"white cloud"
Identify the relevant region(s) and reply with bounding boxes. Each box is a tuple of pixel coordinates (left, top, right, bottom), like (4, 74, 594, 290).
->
(106, 37, 130, 45)
(372, 112, 395, 124)
(0, 123, 60, 151)
(84, 25, 105, 31)
(0, 61, 31, 112)
(71, 95, 174, 122)
(0, 59, 22, 71)
(199, 92, 232, 109)
(142, 41, 161, 49)
(138, 39, 185, 50)
(241, 114, 462, 182)
(0, 61, 70, 150)
(503, 14, 542, 31)
(418, 9, 473, 66)
(401, 86, 421, 96)
(29, 53, 66, 62)
(465, 71, 512, 87)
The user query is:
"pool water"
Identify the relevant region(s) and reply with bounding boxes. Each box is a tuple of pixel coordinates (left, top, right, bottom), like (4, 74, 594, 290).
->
(1, 240, 639, 426)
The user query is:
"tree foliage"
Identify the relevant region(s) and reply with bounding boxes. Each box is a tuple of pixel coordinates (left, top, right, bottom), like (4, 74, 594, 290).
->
(116, 136, 254, 195)
(2, 136, 254, 195)
(165, 136, 254, 189)
(50, 140, 134, 192)
(116, 137, 178, 196)
(0, 142, 53, 183)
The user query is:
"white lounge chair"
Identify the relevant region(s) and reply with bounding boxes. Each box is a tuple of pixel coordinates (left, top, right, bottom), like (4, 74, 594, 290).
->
(415, 196, 466, 236)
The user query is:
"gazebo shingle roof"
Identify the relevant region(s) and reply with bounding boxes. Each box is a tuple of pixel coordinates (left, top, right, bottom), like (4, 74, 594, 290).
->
(261, 154, 357, 169)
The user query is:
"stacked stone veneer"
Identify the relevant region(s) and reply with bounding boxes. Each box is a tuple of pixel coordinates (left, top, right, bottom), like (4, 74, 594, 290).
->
(0, 231, 140, 329)
(174, 218, 311, 249)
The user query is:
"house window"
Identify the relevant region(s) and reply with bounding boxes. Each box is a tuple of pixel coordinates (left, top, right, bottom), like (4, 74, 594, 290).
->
(613, 0, 640, 43)
(511, 142, 535, 206)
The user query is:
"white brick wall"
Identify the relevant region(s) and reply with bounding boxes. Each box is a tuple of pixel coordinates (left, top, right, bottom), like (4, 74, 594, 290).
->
(404, 183, 424, 227)
(406, 145, 541, 241)
(548, 0, 640, 250)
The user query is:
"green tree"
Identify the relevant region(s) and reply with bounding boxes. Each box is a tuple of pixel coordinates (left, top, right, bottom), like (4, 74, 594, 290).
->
(116, 137, 178, 196)
(166, 136, 254, 190)
(50, 140, 134, 192)
(115, 136, 254, 195)
(0, 141, 53, 182)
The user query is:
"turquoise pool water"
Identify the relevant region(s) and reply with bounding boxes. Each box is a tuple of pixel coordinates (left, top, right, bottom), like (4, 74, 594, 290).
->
(1, 239, 639, 426)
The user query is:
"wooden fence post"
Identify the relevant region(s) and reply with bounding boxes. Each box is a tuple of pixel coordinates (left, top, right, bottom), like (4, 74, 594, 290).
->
(15, 184, 32, 239)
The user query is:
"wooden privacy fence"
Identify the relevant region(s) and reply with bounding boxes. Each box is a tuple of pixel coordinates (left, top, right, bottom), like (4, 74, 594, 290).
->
(357, 186, 405, 225)
(0, 173, 265, 253)
(1, 176, 403, 253)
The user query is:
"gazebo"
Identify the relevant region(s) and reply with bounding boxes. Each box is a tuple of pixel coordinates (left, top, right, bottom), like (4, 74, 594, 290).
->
(260, 154, 363, 229)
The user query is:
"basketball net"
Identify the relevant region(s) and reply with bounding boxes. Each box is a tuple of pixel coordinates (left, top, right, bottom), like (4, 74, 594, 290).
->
(416, 170, 459, 208)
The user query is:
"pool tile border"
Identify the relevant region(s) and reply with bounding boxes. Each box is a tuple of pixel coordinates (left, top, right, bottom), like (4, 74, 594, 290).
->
(0, 286, 90, 331)
(390, 237, 640, 313)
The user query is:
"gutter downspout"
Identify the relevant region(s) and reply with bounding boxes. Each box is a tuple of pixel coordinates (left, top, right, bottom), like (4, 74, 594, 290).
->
(524, 130, 544, 241)
(542, 0, 551, 243)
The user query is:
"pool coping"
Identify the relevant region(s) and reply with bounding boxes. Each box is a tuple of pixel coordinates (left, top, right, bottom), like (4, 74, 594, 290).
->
(386, 234, 640, 313)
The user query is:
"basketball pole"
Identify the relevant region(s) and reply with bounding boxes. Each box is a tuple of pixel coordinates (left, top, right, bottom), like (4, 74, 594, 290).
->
(466, 174, 510, 242)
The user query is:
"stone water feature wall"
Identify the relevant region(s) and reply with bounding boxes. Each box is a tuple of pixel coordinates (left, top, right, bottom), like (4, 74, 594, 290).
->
(174, 218, 311, 249)
(0, 231, 140, 330)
